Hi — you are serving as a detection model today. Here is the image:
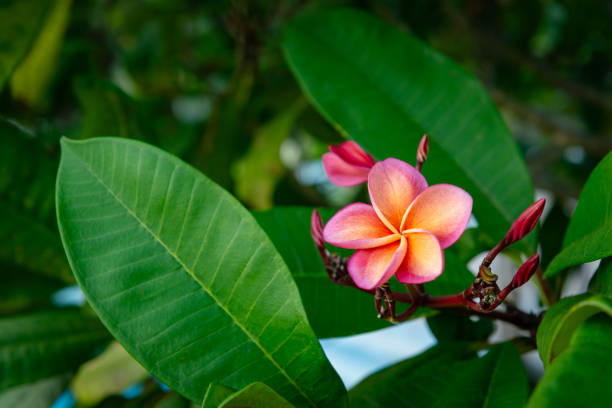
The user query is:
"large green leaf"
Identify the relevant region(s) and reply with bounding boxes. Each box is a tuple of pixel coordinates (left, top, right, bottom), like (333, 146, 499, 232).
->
(0, 376, 68, 408)
(0, 309, 109, 390)
(536, 293, 612, 367)
(528, 314, 612, 407)
(254, 207, 473, 337)
(71, 341, 148, 406)
(349, 342, 528, 408)
(282, 8, 534, 246)
(56, 138, 346, 407)
(546, 151, 612, 277)
(0, 0, 52, 88)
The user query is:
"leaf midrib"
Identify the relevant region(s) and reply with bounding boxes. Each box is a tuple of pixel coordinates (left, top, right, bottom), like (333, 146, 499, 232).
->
(284, 22, 519, 229)
(67, 145, 316, 407)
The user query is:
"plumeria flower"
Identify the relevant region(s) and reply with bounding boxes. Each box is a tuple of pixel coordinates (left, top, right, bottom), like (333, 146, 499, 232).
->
(322, 141, 376, 186)
(323, 158, 472, 290)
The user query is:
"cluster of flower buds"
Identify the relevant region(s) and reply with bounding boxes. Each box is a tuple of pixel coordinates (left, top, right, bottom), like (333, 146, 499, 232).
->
(468, 200, 545, 312)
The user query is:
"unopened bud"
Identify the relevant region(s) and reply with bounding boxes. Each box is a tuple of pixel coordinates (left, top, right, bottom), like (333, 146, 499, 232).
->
(504, 198, 546, 245)
(417, 134, 429, 164)
(311, 209, 326, 254)
(511, 254, 540, 288)
(323, 141, 375, 186)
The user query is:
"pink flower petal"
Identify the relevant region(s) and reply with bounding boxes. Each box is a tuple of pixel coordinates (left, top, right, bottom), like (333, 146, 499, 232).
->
(402, 184, 472, 248)
(348, 237, 407, 290)
(368, 158, 428, 232)
(323, 203, 399, 249)
(395, 230, 444, 284)
(322, 152, 370, 187)
(329, 141, 376, 167)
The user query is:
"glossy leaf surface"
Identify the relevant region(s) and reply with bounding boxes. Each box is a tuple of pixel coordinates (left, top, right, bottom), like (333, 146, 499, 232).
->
(529, 315, 612, 407)
(283, 8, 534, 246)
(546, 151, 612, 277)
(56, 138, 345, 407)
(536, 293, 612, 366)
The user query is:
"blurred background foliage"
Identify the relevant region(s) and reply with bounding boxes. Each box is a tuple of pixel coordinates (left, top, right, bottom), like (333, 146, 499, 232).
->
(1, 0, 611, 406)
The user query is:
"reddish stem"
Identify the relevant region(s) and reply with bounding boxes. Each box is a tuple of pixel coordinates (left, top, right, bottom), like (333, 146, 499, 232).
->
(422, 293, 466, 308)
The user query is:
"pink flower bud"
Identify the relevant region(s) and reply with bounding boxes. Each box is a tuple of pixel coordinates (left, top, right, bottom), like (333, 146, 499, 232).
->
(504, 198, 546, 245)
(511, 253, 540, 288)
(322, 141, 376, 186)
(417, 134, 429, 164)
(311, 209, 326, 254)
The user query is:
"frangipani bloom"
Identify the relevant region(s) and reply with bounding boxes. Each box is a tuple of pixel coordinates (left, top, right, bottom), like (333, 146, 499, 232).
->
(323, 158, 472, 290)
(322, 141, 376, 186)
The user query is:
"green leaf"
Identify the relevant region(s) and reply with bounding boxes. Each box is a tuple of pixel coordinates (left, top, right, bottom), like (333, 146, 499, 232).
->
(528, 314, 612, 407)
(0, 309, 110, 390)
(283, 8, 534, 246)
(216, 382, 295, 408)
(536, 293, 612, 366)
(10, 0, 72, 108)
(71, 341, 148, 406)
(0, 0, 52, 88)
(546, 151, 612, 277)
(349, 342, 528, 408)
(0, 376, 69, 408)
(588, 257, 612, 296)
(56, 137, 346, 407)
(255, 206, 473, 337)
